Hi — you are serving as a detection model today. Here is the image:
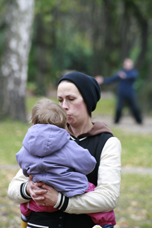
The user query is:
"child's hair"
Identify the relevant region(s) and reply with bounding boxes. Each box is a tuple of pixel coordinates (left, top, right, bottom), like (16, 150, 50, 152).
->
(31, 98, 67, 129)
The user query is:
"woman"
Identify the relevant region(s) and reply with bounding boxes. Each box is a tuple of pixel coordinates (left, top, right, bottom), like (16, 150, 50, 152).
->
(8, 72, 121, 228)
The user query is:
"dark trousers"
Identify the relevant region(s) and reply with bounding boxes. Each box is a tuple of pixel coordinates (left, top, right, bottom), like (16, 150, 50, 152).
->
(114, 94, 142, 124)
(26, 211, 95, 228)
(26, 211, 114, 228)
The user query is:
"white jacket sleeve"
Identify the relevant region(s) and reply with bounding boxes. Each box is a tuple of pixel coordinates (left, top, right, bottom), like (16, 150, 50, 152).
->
(64, 137, 121, 214)
(7, 169, 29, 204)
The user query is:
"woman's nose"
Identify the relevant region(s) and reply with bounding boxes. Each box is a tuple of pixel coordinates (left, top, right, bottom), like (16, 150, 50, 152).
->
(62, 100, 68, 110)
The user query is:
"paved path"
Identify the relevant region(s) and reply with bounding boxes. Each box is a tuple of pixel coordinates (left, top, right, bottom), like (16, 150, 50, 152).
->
(121, 167, 152, 174)
(1, 165, 152, 175)
(92, 91, 152, 134)
(2, 109, 152, 174)
(92, 113, 152, 174)
(92, 114, 152, 134)
(48, 90, 152, 134)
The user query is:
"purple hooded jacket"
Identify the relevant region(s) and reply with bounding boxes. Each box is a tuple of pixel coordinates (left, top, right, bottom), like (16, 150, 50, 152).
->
(16, 124, 96, 197)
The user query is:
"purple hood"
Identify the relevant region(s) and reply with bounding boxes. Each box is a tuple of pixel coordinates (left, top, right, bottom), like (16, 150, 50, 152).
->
(23, 124, 70, 157)
(16, 124, 96, 197)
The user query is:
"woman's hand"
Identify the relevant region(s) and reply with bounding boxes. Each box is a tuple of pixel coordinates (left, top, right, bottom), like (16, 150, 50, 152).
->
(26, 175, 47, 202)
(26, 175, 58, 207)
(40, 184, 59, 207)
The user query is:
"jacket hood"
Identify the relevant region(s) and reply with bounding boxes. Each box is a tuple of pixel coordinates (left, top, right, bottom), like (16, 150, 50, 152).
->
(66, 121, 113, 138)
(23, 124, 70, 156)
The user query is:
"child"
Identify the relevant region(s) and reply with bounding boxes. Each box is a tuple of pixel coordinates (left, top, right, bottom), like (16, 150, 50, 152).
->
(16, 98, 115, 227)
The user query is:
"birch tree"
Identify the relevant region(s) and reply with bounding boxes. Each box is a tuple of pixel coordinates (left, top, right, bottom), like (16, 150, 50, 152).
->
(0, 0, 35, 122)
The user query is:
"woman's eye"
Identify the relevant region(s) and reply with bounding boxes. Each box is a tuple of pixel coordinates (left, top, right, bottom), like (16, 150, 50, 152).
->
(69, 98, 74, 101)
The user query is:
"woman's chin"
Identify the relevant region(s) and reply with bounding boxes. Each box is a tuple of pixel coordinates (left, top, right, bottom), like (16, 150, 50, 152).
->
(67, 120, 73, 125)
(67, 118, 75, 126)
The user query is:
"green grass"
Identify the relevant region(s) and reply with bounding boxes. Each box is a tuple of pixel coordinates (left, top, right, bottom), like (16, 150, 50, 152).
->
(2, 172, 152, 228)
(26, 95, 58, 113)
(112, 129, 152, 168)
(1, 95, 151, 168)
(1, 95, 152, 227)
(1, 169, 21, 228)
(1, 118, 152, 168)
(93, 97, 115, 115)
(115, 174, 152, 228)
(25, 95, 115, 116)
(0, 119, 30, 165)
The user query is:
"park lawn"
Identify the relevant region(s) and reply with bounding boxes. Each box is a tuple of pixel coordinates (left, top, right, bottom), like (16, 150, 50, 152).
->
(26, 95, 58, 113)
(112, 128, 152, 168)
(1, 170, 152, 228)
(1, 119, 152, 167)
(93, 96, 115, 116)
(115, 173, 152, 228)
(0, 169, 21, 228)
(1, 96, 152, 167)
(0, 119, 30, 165)
(0, 95, 152, 227)
(25, 95, 115, 115)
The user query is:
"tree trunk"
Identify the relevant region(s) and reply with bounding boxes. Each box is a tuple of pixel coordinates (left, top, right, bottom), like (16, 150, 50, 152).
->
(102, 0, 121, 76)
(90, 0, 103, 75)
(123, 0, 148, 70)
(0, 0, 35, 122)
(120, 3, 130, 60)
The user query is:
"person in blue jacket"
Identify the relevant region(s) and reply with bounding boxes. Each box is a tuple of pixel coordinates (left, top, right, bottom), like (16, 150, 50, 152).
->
(95, 58, 142, 124)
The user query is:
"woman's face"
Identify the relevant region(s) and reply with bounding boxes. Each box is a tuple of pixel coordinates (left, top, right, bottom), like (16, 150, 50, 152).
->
(57, 81, 89, 127)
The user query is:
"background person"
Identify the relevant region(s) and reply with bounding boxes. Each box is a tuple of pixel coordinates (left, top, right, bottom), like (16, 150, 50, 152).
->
(8, 72, 121, 228)
(95, 58, 142, 124)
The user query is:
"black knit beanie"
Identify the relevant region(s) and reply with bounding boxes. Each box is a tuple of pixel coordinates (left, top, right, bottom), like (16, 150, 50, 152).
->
(57, 72, 101, 116)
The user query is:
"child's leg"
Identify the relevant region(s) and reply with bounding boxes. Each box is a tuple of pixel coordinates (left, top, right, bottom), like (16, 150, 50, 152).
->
(87, 182, 96, 192)
(87, 183, 116, 227)
(92, 226, 102, 228)
(21, 220, 27, 228)
(21, 214, 28, 228)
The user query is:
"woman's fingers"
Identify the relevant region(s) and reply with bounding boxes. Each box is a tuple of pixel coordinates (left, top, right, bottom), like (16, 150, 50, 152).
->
(26, 176, 58, 207)
(41, 184, 59, 206)
(26, 175, 47, 200)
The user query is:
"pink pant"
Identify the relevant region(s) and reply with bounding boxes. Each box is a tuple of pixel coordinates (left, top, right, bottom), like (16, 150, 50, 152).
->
(20, 182, 116, 226)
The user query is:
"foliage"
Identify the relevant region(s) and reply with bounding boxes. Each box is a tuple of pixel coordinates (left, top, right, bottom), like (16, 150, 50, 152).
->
(0, 0, 152, 110)
(29, 0, 152, 113)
